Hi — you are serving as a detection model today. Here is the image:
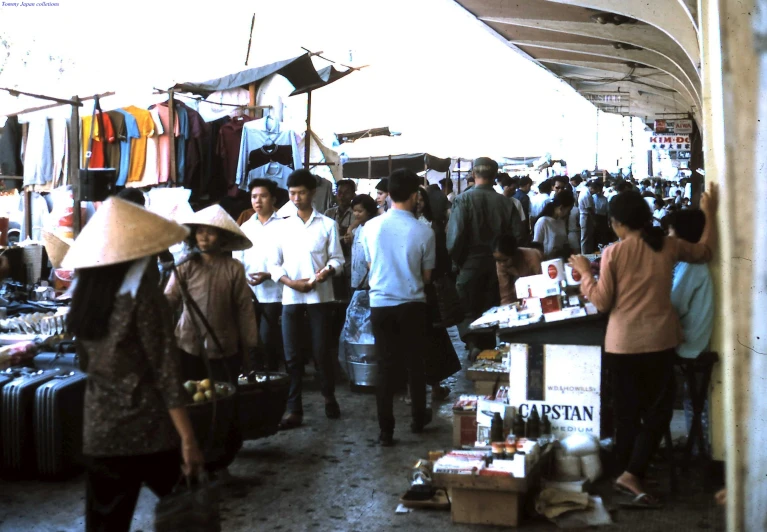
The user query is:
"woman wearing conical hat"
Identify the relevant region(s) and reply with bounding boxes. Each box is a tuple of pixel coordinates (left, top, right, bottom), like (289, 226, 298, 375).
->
(164, 204, 259, 470)
(63, 197, 204, 532)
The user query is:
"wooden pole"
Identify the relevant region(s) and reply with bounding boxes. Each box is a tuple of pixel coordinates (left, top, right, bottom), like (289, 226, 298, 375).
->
(368, 156, 372, 180)
(304, 90, 313, 169)
(69, 96, 82, 237)
(168, 89, 177, 185)
(248, 82, 257, 118)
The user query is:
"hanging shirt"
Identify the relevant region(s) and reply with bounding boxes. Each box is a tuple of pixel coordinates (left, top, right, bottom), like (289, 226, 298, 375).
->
(182, 105, 206, 189)
(236, 124, 300, 186)
(529, 193, 552, 219)
(123, 106, 156, 183)
(313, 177, 334, 214)
(113, 109, 140, 186)
(152, 105, 179, 184)
(23, 118, 54, 186)
(0, 116, 23, 176)
(105, 111, 126, 171)
(175, 104, 189, 181)
(235, 212, 284, 304)
(247, 116, 282, 133)
(135, 110, 164, 187)
(204, 116, 230, 198)
(247, 162, 292, 189)
(50, 117, 69, 188)
(267, 209, 345, 306)
(247, 144, 294, 172)
(81, 112, 115, 169)
(217, 116, 254, 196)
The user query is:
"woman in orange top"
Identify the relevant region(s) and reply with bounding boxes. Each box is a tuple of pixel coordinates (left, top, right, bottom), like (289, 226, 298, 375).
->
(569, 187, 717, 509)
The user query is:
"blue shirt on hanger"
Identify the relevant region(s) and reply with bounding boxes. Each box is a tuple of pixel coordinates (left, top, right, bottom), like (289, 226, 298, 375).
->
(114, 109, 140, 186)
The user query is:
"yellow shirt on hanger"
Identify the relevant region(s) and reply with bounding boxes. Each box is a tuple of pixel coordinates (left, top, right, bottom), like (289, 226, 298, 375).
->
(122, 106, 156, 183)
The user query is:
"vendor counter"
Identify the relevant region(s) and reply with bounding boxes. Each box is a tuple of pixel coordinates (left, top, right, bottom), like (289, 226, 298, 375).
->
(470, 314, 611, 440)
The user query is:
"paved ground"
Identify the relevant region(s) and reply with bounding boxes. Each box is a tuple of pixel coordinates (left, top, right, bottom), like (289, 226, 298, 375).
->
(0, 329, 725, 531)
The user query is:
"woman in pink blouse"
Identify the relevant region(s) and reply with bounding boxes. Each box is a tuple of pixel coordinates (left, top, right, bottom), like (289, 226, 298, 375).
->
(569, 186, 717, 509)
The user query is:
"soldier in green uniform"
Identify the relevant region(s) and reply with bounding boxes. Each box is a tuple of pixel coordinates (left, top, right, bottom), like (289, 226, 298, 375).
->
(447, 157, 520, 356)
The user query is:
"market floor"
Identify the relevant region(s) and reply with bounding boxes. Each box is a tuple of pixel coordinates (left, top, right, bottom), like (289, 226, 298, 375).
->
(0, 328, 725, 532)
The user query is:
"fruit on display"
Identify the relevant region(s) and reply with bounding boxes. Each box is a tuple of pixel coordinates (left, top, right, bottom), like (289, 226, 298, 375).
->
(184, 379, 233, 404)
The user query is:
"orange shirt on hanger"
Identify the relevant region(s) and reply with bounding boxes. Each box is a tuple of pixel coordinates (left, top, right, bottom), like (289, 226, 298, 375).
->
(81, 112, 115, 169)
(122, 106, 156, 183)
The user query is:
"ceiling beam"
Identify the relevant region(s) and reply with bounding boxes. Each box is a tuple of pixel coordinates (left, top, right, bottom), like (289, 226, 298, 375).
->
(570, 81, 690, 111)
(538, 59, 695, 103)
(545, 0, 700, 71)
(480, 17, 700, 85)
(511, 40, 700, 106)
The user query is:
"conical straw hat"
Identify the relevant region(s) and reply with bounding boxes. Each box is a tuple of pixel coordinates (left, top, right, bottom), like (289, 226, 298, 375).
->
(62, 197, 190, 269)
(180, 204, 252, 251)
(41, 230, 74, 269)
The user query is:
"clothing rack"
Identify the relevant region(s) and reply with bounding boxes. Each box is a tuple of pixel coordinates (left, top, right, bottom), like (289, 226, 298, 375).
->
(2, 91, 115, 117)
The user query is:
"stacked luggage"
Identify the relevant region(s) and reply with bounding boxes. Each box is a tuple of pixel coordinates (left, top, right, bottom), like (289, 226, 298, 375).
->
(0, 348, 87, 479)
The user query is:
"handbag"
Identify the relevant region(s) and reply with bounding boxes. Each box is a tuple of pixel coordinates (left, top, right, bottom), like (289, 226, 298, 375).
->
(432, 275, 464, 327)
(155, 472, 221, 532)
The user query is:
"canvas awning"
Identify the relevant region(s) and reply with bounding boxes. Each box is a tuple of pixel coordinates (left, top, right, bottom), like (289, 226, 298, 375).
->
(173, 53, 353, 97)
(342, 153, 452, 179)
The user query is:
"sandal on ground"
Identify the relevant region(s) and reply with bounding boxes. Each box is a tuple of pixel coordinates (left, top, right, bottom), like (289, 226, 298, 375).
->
(617, 493, 664, 510)
(278, 414, 303, 430)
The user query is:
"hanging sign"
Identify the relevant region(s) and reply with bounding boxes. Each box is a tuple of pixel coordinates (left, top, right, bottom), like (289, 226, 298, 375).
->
(650, 134, 690, 150)
(653, 119, 693, 134)
(674, 120, 693, 134)
(508, 344, 602, 438)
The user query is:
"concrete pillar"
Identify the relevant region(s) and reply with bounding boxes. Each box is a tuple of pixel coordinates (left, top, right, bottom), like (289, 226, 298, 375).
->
(700, 0, 767, 529)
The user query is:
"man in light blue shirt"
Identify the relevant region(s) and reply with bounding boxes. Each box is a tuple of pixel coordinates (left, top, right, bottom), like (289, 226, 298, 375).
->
(362, 168, 436, 446)
(666, 209, 714, 455)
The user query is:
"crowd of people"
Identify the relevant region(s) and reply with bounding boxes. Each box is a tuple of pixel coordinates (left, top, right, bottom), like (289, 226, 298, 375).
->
(64, 156, 717, 528)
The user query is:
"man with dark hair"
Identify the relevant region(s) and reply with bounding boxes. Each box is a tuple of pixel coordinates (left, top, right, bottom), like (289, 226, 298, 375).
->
(325, 179, 357, 294)
(236, 178, 284, 371)
(498, 174, 526, 243)
(268, 169, 345, 429)
(551, 175, 569, 197)
(362, 169, 436, 446)
(514, 176, 533, 240)
(570, 175, 582, 189)
(579, 180, 596, 254)
(667, 209, 714, 455)
(590, 179, 611, 246)
(447, 157, 518, 353)
(375, 178, 390, 215)
(529, 180, 553, 227)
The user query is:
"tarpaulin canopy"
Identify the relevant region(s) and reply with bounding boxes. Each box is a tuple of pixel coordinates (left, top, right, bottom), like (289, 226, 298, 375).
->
(343, 153, 452, 179)
(173, 54, 353, 97)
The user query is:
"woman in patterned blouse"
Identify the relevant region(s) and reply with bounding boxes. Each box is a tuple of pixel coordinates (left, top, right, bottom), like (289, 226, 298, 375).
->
(64, 198, 203, 532)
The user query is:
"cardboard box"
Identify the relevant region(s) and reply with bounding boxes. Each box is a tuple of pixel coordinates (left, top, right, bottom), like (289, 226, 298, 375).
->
(453, 410, 479, 447)
(515, 275, 560, 300)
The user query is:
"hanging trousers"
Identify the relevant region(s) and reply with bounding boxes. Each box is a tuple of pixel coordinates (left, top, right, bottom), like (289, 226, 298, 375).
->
(609, 349, 676, 478)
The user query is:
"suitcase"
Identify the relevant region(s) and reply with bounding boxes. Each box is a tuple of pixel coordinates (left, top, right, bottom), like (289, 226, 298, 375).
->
(35, 370, 87, 478)
(1, 368, 63, 477)
(33, 341, 80, 371)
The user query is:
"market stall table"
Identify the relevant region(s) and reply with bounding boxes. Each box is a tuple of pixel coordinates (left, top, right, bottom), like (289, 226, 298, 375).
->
(475, 313, 611, 439)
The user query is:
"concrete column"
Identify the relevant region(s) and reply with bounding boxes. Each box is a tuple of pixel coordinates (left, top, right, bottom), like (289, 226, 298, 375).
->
(701, 0, 767, 529)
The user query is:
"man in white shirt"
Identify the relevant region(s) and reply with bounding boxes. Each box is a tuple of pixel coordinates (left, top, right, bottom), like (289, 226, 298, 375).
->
(529, 180, 553, 226)
(591, 180, 611, 247)
(236, 178, 285, 372)
(362, 168, 436, 446)
(268, 169, 345, 429)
